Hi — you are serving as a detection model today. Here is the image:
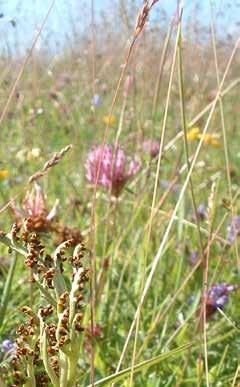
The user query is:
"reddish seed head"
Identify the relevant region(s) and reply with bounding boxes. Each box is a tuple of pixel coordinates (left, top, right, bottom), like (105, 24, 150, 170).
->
(142, 139, 160, 158)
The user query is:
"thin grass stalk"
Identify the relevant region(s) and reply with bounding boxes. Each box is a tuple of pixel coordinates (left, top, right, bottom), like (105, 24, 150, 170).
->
(29, 269, 34, 309)
(90, 0, 96, 386)
(164, 77, 240, 153)
(89, 342, 193, 387)
(137, 186, 240, 358)
(88, 4, 160, 384)
(177, 20, 210, 387)
(217, 308, 240, 332)
(128, 156, 226, 242)
(92, 328, 236, 387)
(128, 17, 182, 384)
(91, 0, 96, 101)
(201, 182, 217, 387)
(188, 78, 240, 128)
(39, 317, 60, 387)
(152, 15, 174, 118)
(116, 34, 240, 373)
(114, 191, 147, 252)
(102, 93, 128, 265)
(109, 259, 129, 323)
(130, 74, 239, 193)
(162, 302, 200, 351)
(0, 0, 56, 135)
(0, 252, 17, 329)
(26, 360, 36, 387)
(0, 193, 21, 215)
(138, 259, 201, 359)
(215, 345, 229, 380)
(88, 31, 135, 387)
(177, 26, 205, 262)
(197, 208, 213, 386)
(209, 2, 239, 271)
(231, 365, 240, 387)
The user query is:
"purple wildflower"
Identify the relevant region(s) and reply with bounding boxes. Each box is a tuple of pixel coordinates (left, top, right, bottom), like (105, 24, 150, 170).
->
(188, 295, 195, 305)
(188, 250, 199, 265)
(197, 203, 207, 220)
(91, 94, 102, 107)
(206, 282, 238, 317)
(227, 216, 240, 244)
(85, 144, 140, 196)
(192, 203, 207, 222)
(1, 339, 15, 353)
(142, 139, 160, 158)
(160, 180, 179, 193)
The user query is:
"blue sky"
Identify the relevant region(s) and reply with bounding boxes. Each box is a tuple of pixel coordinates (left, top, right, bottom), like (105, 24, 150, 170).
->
(0, 1, 239, 55)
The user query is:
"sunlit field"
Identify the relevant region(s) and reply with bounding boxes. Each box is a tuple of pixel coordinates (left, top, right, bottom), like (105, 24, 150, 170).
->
(0, 1, 240, 386)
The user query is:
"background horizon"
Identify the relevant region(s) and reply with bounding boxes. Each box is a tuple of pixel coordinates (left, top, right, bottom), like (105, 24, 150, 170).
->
(0, 0, 239, 57)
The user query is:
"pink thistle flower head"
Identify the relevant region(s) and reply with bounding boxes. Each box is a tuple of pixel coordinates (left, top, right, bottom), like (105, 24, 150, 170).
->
(11, 184, 59, 232)
(85, 144, 140, 196)
(142, 139, 160, 158)
(23, 183, 47, 218)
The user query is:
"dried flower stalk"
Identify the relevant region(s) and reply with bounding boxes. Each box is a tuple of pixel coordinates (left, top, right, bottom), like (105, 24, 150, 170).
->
(134, 0, 159, 40)
(29, 144, 72, 184)
(0, 224, 88, 387)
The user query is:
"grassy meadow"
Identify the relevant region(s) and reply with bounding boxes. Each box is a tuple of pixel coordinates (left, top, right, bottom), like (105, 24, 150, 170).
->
(0, 1, 240, 385)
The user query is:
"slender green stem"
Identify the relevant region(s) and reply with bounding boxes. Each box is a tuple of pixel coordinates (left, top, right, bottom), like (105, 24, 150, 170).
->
(209, 1, 239, 270)
(128, 13, 182, 384)
(0, 379, 6, 387)
(0, 233, 27, 256)
(0, 252, 17, 329)
(53, 246, 67, 299)
(67, 337, 80, 387)
(59, 351, 68, 387)
(177, 27, 205, 262)
(40, 319, 60, 387)
(177, 21, 209, 386)
(26, 360, 36, 387)
(152, 17, 173, 118)
(33, 276, 57, 308)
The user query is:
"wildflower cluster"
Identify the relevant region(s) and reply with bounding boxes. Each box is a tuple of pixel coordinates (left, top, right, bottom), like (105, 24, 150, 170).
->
(227, 216, 240, 244)
(11, 183, 82, 245)
(16, 147, 41, 163)
(186, 127, 220, 147)
(0, 340, 15, 355)
(85, 144, 140, 196)
(103, 115, 116, 126)
(11, 183, 57, 233)
(205, 283, 238, 318)
(91, 94, 102, 108)
(0, 169, 9, 179)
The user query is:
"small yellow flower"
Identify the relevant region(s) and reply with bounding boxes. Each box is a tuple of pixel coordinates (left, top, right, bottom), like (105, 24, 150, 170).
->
(0, 169, 9, 179)
(103, 115, 116, 126)
(27, 148, 41, 161)
(200, 133, 220, 147)
(187, 127, 200, 141)
(187, 127, 220, 148)
(210, 138, 221, 147)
